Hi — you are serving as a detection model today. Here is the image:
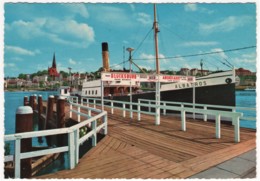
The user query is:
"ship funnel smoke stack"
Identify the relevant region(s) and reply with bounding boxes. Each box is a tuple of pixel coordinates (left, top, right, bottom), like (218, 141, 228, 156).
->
(102, 42, 110, 72)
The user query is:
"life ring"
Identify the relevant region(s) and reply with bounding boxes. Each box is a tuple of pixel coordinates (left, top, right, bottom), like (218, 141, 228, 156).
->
(225, 78, 232, 84)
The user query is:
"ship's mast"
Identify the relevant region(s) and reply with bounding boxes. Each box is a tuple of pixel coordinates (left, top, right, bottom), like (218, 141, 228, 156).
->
(153, 4, 160, 125)
(154, 4, 160, 74)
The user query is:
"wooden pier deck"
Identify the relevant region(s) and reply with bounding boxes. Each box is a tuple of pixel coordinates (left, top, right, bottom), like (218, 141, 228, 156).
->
(36, 108, 256, 179)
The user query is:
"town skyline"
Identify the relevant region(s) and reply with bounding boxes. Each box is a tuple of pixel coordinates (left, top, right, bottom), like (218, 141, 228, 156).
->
(4, 2, 257, 77)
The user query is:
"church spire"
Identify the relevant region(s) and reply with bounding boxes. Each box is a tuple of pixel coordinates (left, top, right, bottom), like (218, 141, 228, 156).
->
(52, 53, 56, 68)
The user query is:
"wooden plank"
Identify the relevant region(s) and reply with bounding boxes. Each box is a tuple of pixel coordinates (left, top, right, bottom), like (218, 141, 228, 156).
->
(35, 108, 256, 179)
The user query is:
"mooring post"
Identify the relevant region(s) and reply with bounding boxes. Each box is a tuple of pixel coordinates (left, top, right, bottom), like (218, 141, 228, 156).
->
(46, 95, 55, 129)
(38, 95, 43, 129)
(37, 95, 44, 143)
(15, 106, 33, 178)
(57, 97, 66, 147)
(33, 94, 37, 110)
(46, 95, 55, 147)
(29, 95, 34, 109)
(24, 96, 28, 106)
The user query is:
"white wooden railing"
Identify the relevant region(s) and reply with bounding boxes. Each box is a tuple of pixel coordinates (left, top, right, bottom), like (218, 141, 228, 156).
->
(138, 99, 255, 123)
(80, 97, 243, 143)
(4, 101, 107, 178)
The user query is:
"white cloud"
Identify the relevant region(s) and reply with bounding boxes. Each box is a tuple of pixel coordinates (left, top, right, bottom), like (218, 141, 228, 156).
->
(184, 4, 214, 14)
(7, 18, 95, 48)
(4, 63, 16, 67)
(199, 16, 252, 34)
(181, 41, 219, 47)
(210, 48, 228, 59)
(130, 4, 135, 11)
(5, 45, 39, 56)
(45, 18, 94, 42)
(184, 4, 197, 12)
(136, 13, 152, 26)
(90, 5, 132, 28)
(62, 4, 89, 18)
(68, 58, 77, 65)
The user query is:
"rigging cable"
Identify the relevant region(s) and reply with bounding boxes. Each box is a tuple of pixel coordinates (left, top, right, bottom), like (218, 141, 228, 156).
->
(133, 46, 256, 61)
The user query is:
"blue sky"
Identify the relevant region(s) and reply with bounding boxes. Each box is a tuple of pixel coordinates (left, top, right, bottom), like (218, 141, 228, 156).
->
(4, 2, 256, 77)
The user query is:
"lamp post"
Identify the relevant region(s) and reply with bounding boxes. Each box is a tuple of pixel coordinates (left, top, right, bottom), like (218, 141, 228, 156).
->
(126, 47, 134, 119)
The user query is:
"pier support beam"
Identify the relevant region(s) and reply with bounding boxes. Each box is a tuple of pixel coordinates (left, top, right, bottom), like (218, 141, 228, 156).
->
(15, 106, 33, 178)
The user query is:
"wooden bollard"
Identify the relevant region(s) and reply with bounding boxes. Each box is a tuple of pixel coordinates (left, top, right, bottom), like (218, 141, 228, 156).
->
(23, 96, 28, 106)
(56, 97, 66, 147)
(46, 95, 55, 147)
(38, 95, 44, 130)
(46, 95, 55, 130)
(37, 95, 44, 144)
(33, 94, 37, 111)
(16, 106, 33, 178)
(29, 95, 37, 110)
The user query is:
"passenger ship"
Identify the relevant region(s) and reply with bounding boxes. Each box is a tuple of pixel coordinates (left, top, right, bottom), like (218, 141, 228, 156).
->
(79, 4, 236, 107)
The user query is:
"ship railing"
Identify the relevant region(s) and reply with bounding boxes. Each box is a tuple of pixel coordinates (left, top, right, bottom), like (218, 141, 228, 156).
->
(138, 99, 255, 123)
(79, 97, 242, 143)
(4, 102, 107, 178)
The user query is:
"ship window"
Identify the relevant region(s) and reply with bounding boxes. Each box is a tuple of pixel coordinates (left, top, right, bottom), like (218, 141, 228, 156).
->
(116, 81, 121, 83)
(64, 89, 67, 94)
(89, 90, 90, 95)
(92, 90, 94, 95)
(85, 91, 88, 95)
(95, 90, 97, 95)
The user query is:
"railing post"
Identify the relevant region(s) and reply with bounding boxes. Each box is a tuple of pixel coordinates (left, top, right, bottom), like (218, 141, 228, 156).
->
(92, 120, 97, 147)
(233, 115, 240, 143)
(94, 99, 96, 109)
(203, 106, 207, 121)
(163, 102, 166, 115)
(77, 106, 80, 122)
(232, 108, 236, 125)
(14, 138, 21, 178)
(149, 101, 151, 112)
(181, 110, 186, 131)
(88, 109, 91, 117)
(75, 129, 79, 164)
(68, 130, 75, 169)
(111, 101, 114, 114)
(123, 104, 126, 117)
(103, 114, 108, 135)
(87, 98, 89, 107)
(69, 103, 72, 119)
(130, 103, 133, 119)
(138, 102, 141, 121)
(215, 114, 221, 139)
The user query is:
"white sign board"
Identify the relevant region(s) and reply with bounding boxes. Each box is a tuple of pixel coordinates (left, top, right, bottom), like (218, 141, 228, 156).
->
(101, 72, 195, 83)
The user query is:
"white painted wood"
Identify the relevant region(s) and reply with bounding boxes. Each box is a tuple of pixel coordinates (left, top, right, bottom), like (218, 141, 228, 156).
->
(21, 146, 68, 159)
(14, 139, 21, 178)
(123, 104, 126, 117)
(92, 121, 97, 147)
(181, 110, 186, 131)
(204, 106, 207, 121)
(68, 131, 75, 169)
(216, 114, 221, 139)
